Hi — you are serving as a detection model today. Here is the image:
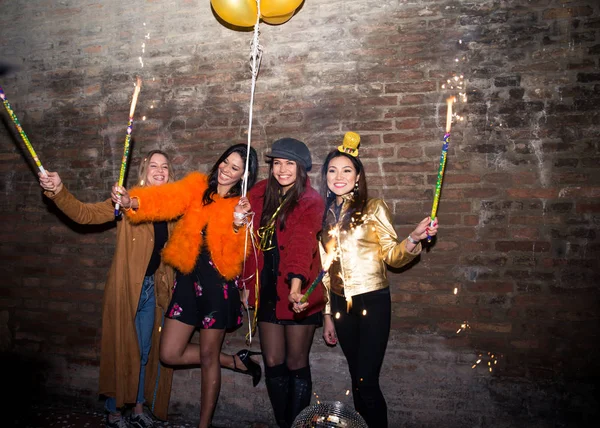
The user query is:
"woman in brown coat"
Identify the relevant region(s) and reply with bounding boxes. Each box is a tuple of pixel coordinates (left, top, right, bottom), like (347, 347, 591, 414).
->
(39, 150, 176, 427)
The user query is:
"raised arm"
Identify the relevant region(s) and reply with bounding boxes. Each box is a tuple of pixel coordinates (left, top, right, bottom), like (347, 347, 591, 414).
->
(371, 199, 421, 268)
(40, 171, 114, 225)
(124, 172, 207, 223)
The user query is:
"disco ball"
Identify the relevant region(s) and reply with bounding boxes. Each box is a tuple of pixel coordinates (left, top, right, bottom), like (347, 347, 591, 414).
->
(291, 400, 368, 428)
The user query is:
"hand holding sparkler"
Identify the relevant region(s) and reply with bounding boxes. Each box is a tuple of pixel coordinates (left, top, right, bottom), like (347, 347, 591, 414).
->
(408, 216, 438, 249)
(114, 77, 142, 217)
(38, 171, 64, 195)
(428, 96, 454, 242)
(111, 184, 134, 210)
(290, 240, 337, 312)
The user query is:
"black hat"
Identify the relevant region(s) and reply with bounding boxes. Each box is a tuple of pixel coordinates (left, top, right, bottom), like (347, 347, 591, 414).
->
(266, 138, 312, 171)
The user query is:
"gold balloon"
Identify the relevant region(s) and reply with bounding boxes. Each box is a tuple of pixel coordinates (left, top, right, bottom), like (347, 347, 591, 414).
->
(261, 11, 295, 25)
(211, 0, 258, 27)
(260, 0, 303, 18)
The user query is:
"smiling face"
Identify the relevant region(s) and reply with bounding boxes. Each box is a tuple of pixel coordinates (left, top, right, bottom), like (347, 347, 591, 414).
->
(145, 153, 170, 186)
(217, 151, 245, 189)
(272, 158, 298, 193)
(326, 155, 359, 199)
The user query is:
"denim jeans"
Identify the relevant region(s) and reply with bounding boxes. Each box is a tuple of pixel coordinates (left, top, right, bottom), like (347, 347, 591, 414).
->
(105, 275, 156, 413)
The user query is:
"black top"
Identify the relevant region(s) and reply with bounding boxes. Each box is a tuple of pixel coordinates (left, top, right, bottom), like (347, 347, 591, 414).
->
(145, 221, 168, 276)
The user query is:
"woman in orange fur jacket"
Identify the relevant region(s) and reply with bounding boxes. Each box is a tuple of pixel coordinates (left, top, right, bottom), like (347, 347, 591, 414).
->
(112, 144, 259, 428)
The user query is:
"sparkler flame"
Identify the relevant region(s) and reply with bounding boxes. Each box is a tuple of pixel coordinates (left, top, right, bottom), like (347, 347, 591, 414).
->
(322, 236, 337, 271)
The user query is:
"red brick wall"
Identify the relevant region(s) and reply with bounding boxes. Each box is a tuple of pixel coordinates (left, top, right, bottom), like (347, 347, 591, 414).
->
(1, 0, 599, 426)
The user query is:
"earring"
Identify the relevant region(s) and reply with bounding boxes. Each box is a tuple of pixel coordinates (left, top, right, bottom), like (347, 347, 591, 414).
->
(353, 182, 359, 194)
(327, 189, 332, 198)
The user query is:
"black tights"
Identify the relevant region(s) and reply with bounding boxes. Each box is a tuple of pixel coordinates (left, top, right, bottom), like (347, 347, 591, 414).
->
(259, 322, 317, 427)
(331, 289, 391, 428)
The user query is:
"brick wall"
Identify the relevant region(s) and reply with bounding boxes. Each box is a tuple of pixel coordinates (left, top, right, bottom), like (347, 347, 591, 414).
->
(1, 0, 599, 426)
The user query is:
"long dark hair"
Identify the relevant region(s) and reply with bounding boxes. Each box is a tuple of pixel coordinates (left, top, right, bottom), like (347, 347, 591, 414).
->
(261, 160, 308, 231)
(320, 150, 368, 230)
(202, 144, 258, 205)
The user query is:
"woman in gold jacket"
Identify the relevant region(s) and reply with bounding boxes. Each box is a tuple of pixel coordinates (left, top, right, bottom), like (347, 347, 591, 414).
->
(320, 133, 439, 428)
(39, 151, 177, 427)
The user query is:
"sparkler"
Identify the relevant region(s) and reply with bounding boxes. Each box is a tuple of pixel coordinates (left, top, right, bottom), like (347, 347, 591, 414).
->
(0, 85, 46, 176)
(428, 96, 455, 242)
(114, 77, 142, 217)
(300, 239, 336, 304)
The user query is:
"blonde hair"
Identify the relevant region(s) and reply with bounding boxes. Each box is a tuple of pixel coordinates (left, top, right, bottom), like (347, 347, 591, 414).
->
(137, 150, 176, 186)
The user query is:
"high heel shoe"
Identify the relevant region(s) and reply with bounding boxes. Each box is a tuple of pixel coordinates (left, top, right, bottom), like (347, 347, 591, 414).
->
(233, 349, 262, 387)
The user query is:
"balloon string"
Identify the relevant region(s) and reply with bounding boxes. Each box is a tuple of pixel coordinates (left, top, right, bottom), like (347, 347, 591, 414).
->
(242, 0, 263, 197)
(240, 0, 263, 345)
(240, 212, 261, 345)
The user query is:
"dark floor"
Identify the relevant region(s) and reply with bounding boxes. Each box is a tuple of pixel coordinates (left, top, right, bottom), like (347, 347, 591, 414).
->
(12, 404, 186, 428)
(10, 402, 269, 428)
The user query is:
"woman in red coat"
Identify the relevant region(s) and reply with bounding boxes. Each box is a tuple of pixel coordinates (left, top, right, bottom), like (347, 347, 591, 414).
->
(245, 138, 326, 428)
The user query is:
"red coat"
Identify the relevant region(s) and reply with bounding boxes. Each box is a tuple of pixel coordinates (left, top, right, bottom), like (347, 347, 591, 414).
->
(245, 178, 326, 320)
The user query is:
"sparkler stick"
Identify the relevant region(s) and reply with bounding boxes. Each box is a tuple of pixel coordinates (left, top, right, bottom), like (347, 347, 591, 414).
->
(114, 77, 142, 217)
(299, 270, 326, 304)
(428, 96, 454, 242)
(299, 240, 336, 304)
(0, 85, 47, 176)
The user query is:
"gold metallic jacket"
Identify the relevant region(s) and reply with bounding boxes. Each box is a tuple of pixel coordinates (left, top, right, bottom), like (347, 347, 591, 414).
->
(322, 197, 421, 314)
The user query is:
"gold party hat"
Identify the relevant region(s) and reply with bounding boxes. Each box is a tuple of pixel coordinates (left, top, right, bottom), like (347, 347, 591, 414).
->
(337, 132, 360, 157)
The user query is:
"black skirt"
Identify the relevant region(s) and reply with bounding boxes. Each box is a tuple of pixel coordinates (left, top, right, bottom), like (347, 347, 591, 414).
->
(166, 247, 244, 331)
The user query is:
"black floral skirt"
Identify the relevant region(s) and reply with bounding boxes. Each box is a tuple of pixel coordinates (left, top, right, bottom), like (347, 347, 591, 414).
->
(166, 249, 244, 331)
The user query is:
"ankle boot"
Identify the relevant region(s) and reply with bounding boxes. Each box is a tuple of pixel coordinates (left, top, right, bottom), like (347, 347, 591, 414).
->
(287, 366, 312, 426)
(265, 363, 290, 428)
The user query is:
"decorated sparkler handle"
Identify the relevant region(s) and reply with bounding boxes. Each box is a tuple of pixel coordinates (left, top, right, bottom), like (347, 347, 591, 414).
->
(299, 270, 326, 304)
(0, 86, 47, 176)
(114, 120, 133, 216)
(427, 133, 449, 242)
(114, 78, 142, 217)
(427, 97, 454, 242)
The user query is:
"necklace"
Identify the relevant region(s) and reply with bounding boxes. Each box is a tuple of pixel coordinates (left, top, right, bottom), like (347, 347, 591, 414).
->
(257, 199, 285, 251)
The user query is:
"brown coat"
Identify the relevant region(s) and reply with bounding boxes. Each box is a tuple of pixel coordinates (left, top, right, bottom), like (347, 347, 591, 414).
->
(45, 186, 174, 420)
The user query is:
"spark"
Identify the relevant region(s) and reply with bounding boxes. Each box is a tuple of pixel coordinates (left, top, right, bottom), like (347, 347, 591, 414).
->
(471, 352, 502, 373)
(456, 321, 470, 334)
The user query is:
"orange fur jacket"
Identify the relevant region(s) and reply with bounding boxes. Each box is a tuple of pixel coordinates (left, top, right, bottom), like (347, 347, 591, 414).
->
(126, 172, 247, 279)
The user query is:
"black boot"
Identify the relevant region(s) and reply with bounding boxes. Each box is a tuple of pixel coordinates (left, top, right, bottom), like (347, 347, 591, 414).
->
(265, 363, 290, 428)
(287, 366, 312, 426)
